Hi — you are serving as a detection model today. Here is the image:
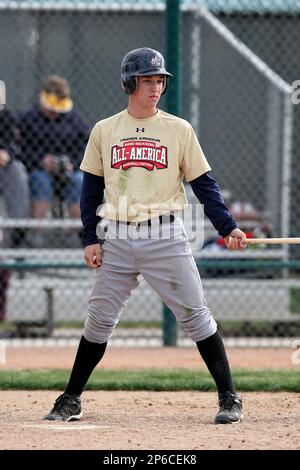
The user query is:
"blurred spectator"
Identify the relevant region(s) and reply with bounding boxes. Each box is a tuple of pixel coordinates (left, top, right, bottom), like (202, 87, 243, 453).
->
(18, 75, 89, 244)
(0, 266, 9, 322)
(0, 106, 30, 245)
(0, 106, 30, 322)
(0, 215, 9, 322)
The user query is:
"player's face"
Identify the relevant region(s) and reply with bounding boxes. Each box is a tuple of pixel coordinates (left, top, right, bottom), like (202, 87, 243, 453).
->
(135, 75, 165, 108)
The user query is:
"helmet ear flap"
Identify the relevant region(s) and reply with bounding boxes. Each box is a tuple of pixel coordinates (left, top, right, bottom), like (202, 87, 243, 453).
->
(161, 77, 169, 96)
(123, 78, 137, 95)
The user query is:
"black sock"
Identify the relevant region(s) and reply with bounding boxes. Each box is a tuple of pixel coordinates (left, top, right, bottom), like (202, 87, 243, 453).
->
(196, 331, 235, 395)
(65, 335, 107, 396)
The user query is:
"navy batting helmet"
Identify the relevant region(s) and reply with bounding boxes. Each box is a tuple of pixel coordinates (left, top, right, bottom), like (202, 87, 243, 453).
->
(121, 47, 172, 95)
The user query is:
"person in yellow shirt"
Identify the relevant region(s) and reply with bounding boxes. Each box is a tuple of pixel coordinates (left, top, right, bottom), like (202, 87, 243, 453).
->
(44, 48, 246, 424)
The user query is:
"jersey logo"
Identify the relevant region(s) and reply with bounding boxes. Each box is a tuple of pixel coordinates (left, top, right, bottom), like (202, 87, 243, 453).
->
(111, 140, 168, 171)
(136, 127, 145, 132)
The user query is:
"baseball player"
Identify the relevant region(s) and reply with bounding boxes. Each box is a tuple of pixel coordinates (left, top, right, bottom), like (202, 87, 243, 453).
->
(44, 48, 246, 424)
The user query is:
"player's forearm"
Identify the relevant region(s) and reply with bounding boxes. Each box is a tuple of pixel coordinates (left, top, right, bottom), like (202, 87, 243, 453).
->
(189, 172, 237, 238)
(80, 172, 105, 247)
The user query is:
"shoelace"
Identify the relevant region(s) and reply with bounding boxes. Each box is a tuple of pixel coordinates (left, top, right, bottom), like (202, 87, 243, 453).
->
(219, 393, 239, 411)
(54, 394, 75, 412)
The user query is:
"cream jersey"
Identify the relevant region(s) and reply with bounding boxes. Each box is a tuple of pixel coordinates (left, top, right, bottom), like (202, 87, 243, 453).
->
(80, 109, 211, 222)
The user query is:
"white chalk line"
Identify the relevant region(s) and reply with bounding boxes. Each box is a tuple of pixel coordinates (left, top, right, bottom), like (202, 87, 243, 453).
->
(23, 424, 110, 430)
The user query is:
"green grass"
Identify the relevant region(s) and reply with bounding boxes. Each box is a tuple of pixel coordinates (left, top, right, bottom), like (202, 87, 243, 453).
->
(0, 369, 299, 392)
(2, 318, 298, 335)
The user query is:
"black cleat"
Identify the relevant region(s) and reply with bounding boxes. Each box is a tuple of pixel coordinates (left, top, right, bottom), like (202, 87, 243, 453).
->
(214, 391, 243, 424)
(43, 393, 83, 422)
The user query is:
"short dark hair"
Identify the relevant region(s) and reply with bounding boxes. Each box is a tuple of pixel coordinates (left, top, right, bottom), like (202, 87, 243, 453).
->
(42, 75, 71, 99)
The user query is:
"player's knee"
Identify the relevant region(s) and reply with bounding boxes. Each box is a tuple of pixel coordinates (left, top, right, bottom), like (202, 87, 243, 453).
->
(192, 318, 217, 342)
(83, 327, 111, 344)
(83, 310, 117, 343)
(177, 307, 217, 342)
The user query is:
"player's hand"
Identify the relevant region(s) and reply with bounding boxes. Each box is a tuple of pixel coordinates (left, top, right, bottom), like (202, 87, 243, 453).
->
(0, 149, 10, 167)
(84, 243, 102, 268)
(224, 228, 247, 250)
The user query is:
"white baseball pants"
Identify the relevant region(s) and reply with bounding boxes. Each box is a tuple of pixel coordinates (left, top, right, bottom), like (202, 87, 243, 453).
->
(83, 218, 217, 344)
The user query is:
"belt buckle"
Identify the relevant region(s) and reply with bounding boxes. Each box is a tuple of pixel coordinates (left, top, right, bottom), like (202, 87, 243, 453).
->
(126, 219, 138, 226)
(131, 220, 141, 229)
(136, 219, 149, 228)
(159, 214, 175, 224)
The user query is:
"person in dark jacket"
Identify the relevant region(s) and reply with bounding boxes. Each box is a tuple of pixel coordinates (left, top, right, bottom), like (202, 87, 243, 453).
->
(0, 107, 30, 222)
(18, 75, 89, 222)
(0, 105, 30, 320)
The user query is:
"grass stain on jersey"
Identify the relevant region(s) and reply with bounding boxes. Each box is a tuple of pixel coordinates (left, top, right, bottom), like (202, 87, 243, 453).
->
(144, 172, 153, 186)
(118, 170, 130, 194)
(143, 172, 156, 199)
(144, 172, 155, 190)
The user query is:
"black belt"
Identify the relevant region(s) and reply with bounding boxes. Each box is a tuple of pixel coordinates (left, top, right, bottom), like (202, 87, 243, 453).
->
(118, 214, 175, 227)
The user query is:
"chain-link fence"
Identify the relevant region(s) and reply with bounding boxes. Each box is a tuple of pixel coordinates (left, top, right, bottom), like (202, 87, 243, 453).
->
(0, 0, 299, 344)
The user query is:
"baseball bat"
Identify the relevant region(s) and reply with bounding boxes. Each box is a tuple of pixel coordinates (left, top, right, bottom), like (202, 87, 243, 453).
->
(246, 237, 300, 245)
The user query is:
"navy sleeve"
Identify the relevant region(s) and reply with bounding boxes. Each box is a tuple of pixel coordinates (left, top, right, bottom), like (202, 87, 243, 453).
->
(189, 172, 237, 238)
(80, 171, 105, 247)
(0, 108, 17, 159)
(17, 110, 41, 170)
(70, 111, 90, 170)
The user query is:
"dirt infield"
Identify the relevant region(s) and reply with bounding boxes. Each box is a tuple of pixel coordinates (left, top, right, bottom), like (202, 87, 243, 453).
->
(1, 347, 299, 450)
(1, 391, 300, 450)
(2, 346, 298, 370)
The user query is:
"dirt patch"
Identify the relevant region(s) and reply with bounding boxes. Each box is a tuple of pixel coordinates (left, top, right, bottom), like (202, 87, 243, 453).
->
(1, 348, 299, 450)
(2, 347, 297, 370)
(0, 391, 299, 450)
